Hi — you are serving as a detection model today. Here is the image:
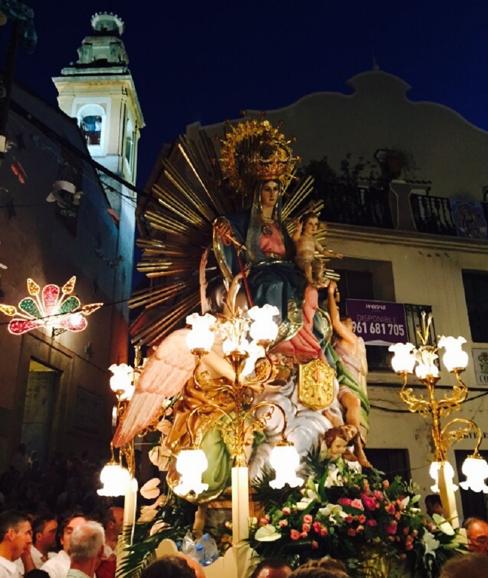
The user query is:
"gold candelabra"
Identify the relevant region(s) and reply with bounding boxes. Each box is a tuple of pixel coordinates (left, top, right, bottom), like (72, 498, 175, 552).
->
(389, 312, 488, 526)
(172, 291, 303, 545)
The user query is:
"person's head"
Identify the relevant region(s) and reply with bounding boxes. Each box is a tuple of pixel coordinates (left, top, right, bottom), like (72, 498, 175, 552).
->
(69, 521, 105, 563)
(301, 212, 320, 236)
(141, 555, 196, 578)
(60, 513, 87, 552)
(463, 517, 488, 553)
(102, 506, 124, 537)
(251, 558, 292, 578)
(424, 494, 443, 517)
(259, 180, 281, 210)
(0, 510, 32, 561)
(440, 553, 487, 577)
(33, 514, 58, 553)
(290, 556, 350, 578)
(25, 570, 50, 578)
(176, 554, 205, 578)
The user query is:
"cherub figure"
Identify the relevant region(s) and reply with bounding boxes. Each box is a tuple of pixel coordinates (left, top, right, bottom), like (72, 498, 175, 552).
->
(292, 212, 342, 285)
(320, 425, 359, 462)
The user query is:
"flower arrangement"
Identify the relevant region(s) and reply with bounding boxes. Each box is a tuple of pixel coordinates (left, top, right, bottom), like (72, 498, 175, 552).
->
(250, 457, 467, 578)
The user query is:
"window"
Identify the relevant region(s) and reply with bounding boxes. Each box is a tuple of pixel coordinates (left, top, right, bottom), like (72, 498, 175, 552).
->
(463, 270, 488, 343)
(124, 118, 134, 170)
(77, 104, 105, 150)
(80, 115, 102, 145)
(365, 449, 411, 480)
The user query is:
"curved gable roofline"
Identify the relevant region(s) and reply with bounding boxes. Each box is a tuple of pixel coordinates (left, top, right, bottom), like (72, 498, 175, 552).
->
(347, 69, 411, 95)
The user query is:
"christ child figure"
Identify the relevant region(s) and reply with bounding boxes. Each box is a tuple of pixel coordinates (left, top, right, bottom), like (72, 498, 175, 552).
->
(293, 212, 342, 285)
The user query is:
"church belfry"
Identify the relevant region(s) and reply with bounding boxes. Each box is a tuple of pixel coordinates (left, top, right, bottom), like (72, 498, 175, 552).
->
(52, 13, 144, 343)
(52, 12, 144, 199)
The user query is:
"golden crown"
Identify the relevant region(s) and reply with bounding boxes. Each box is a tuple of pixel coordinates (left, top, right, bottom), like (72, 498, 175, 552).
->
(220, 119, 298, 193)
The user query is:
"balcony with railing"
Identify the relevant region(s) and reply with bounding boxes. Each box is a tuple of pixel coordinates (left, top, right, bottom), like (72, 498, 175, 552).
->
(303, 154, 488, 241)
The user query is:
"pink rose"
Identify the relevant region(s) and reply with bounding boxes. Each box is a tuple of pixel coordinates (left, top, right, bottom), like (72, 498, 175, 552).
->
(339, 497, 352, 507)
(320, 527, 328, 537)
(303, 514, 313, 524)
(386, 521, 398, 535)
(356, 525, 364, 532)
(279, 519, 288, 528)
(311, 540, 319, 550)
(361, 494, 377, 511)
(345, 515, 354, 524)
(300, 531, 308, 539)
(367, 519, 378, 527)
(358, 515, 366, 524)
(374, 490, 384, 500)
(347, 528, 356, 537)
(290, 529, 300, 541)
(351, 499, 364, 511)
(282, 507, 291, 516)
(302, 523, 311, 533)
(313, 522, 322, 533)
(383, 480, 390, 489)
(386, 503, 396, 515)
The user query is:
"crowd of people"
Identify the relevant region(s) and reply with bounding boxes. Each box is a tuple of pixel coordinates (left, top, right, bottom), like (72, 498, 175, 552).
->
(0, 447, 124, 578)
(0, 449, 487, 578)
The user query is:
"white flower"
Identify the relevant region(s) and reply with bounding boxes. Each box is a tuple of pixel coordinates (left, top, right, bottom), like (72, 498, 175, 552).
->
(324, 465, 344, 488)
(296, 497, 314, 511)
(399, 496, 410, 510)
(255, 524, 282, 542)
(317, 503, 346, 524)
(432, 514, 455, 536)
(422, 530, 440, 557)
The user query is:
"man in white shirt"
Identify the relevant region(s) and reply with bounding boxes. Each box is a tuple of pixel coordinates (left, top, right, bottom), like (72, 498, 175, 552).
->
(20, 514, 58, 572)
(66, 522, 104, 578)
(0, 511, 32, 578)
(41, 514, 87, 578)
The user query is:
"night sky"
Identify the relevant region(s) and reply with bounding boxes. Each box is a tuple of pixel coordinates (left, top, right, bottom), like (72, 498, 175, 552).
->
(3, 1, 488, 187)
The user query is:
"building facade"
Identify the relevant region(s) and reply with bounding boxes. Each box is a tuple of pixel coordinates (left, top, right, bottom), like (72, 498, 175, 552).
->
(0, 13, 143, 470)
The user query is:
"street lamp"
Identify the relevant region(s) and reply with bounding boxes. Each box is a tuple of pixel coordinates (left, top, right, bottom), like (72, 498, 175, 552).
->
(389, 312, 488, 527)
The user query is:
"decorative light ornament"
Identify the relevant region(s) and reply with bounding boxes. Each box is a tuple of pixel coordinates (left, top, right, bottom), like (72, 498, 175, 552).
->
(429, 461, 458, 493)
(248, 304, 279, 342)
(109, 363, 135, 401)
(414, 348, 439, 379)
(388, 342, 416, 374)
(459, 456, 488, 493)
(174, 449, 209, 497)
(185, 313, 216, 352)
(438, 336, 469, 373)
(97, 459, 131, 497)
(241, 340, 265, 377)
(0, 276, 102, 335)
(269, 442, 304, 490)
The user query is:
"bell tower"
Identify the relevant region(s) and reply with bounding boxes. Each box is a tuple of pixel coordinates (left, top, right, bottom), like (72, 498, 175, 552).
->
(52, 13, 145, 360)
(52, 12, 144, 193)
